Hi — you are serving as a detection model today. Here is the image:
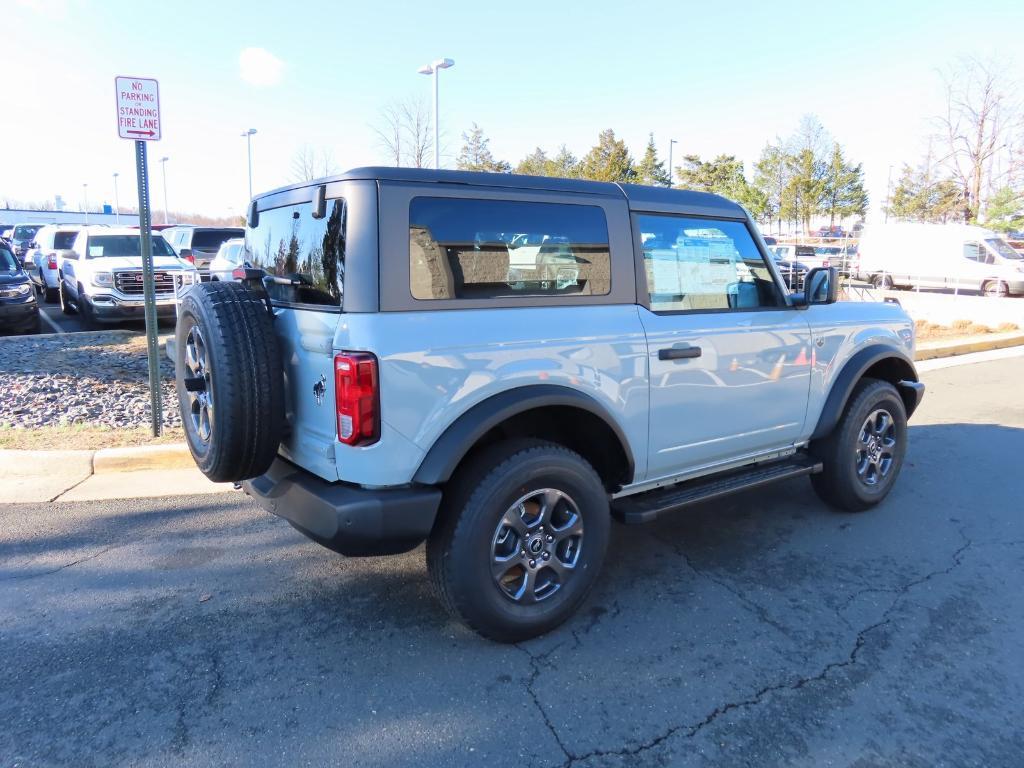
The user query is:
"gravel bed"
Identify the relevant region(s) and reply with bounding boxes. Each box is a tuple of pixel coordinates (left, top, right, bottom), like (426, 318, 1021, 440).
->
(0, 332, 182, 431)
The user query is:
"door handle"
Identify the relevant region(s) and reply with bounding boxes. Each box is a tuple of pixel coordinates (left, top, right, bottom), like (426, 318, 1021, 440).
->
(659, 346, 702, 360)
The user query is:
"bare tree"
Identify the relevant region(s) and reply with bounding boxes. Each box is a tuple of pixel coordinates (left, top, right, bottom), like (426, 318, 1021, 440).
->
(291, 144, 339, 182)
(936, 57, 1022, 222)
(372, 97, 433, 168)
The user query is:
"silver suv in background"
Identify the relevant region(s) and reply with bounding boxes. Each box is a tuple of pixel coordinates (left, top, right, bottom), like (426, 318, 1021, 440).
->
(164, 226, 245, 279)
(9, 223, 45, 263)
(207, 237, 248, 281)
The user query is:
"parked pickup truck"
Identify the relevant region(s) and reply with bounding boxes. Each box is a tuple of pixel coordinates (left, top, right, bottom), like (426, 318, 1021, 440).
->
(59, 227, 199, 327)
(174, 168, 924, 642)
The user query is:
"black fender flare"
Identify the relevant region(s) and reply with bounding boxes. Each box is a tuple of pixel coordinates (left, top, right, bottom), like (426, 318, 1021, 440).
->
(811, 345, 921, 441)
(412, 384, 635, 485)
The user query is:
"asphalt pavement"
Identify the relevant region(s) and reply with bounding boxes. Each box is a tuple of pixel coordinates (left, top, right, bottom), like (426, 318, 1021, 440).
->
(2, 356, 1023, 767)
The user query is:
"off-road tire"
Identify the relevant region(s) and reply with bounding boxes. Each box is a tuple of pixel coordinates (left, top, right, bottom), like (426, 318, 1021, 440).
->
(811, 377, 908, 512)
(427, 439, 611, 643)
(59, 277, 76, 315)
(175, 282, 285, 482)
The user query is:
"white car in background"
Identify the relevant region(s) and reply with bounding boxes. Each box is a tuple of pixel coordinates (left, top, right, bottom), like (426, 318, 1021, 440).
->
(207, 237, 248, 281)
(26, 224, 83, 302)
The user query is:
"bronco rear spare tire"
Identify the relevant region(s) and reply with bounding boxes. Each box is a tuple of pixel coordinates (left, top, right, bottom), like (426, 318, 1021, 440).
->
(175, 282, 285, 483)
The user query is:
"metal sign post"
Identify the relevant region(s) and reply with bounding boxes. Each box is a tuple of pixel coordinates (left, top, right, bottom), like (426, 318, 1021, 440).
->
(116, 75, 163, 436)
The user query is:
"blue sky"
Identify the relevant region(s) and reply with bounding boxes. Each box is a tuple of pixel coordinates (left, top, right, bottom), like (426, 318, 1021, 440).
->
(2, 0, 1021, 218)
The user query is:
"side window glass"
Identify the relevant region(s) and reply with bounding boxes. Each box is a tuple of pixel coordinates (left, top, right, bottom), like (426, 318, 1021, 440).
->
(409, 197, 610, 300)
(245, 199, 346, 307)
(636, 214, 783, 312)
(963, 242, 981, 261)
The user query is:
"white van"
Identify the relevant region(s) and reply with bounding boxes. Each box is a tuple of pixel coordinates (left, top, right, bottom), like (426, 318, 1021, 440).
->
(857, 223, 1024, 297)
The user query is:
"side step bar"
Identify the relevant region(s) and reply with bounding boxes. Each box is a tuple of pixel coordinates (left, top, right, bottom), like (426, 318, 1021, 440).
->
(613, 457, 823, 525)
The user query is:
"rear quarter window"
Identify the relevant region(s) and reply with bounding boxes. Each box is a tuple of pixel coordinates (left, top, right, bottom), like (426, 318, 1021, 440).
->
(408, 197, 610, 300)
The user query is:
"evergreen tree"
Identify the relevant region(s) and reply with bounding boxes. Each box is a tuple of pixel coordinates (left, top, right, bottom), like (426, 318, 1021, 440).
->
(456, 123, 511, 172)
(549, 145, 579, 178)
(578, 129, 635, 182)
(515, 147, 550, 176)
(635, 133, 670, 186)
(821, 143, 868, 226)
(889, 163, 964, 223)
(753, 142, 791, 233)
(982, 186, 1024, 233)
(783, 148, 827, 234)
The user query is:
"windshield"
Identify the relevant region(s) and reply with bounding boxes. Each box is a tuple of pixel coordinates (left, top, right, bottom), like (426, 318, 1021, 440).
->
(86, 234, 177, 258)
(814, 247, 842, 255)
(54, 231, 78, 249)
(192, 229, 244, 249)
(986, 238, 1022, 260)
(13, 224, 42, 240)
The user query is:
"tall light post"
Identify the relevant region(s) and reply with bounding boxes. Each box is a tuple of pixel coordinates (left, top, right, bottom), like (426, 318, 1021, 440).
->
(884, 164, 894, 223)
(159, 156, 170, 225)
(241, 128, 257, 200)
(112, 172, 120, 224)
(83, 183, 89, 225)
(417, 58, 454, 169)
(667, 139, 678, 187)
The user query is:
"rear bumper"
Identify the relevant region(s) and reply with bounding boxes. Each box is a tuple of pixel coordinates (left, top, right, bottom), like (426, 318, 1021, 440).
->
(242, 457, 442, 557)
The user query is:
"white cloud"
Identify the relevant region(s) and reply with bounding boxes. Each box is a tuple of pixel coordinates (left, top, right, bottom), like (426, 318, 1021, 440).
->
(239, 47, 284, 87)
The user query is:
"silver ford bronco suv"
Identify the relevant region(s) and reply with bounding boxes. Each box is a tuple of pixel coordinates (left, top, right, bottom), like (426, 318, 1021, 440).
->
(175, 168, 924, 642)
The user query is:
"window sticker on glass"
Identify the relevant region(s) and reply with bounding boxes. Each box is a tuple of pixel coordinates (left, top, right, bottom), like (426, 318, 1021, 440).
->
(88, 246, 104, 257)
(637, 214, 782, 312)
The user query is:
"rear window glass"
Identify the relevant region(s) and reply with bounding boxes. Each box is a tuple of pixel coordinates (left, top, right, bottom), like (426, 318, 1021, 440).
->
(409, 197, 610, 300)
(13, 225, 42, 239)
(86, 235, 176, 258)
(191, 229, 244, 249)
(54, 232, 78, 249)
(245, 201, 346, 307)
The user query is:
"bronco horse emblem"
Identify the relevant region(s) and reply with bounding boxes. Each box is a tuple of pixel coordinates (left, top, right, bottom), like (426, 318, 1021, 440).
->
(313, 374, 326, 405)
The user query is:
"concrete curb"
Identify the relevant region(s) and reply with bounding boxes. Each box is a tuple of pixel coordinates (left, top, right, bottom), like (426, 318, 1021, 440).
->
(915, 333, 1024, 361)
(92, 444, 194, 473)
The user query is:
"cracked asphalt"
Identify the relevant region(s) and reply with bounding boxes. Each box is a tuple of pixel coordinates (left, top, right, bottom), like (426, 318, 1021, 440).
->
(2, 355, 1023, 767)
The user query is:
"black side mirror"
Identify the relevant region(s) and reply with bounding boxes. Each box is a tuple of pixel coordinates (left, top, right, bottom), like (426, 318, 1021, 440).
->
(311, 185, 327, 220)
(247, 199, 260, 228)
(793, 267, 838, 308)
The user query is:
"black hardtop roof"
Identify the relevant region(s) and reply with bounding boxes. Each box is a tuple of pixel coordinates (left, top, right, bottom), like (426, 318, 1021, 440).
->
(254, 167, 746, 217)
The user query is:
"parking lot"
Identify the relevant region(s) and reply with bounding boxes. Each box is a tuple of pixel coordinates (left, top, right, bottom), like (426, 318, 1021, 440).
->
(3, 353, 1022, 767)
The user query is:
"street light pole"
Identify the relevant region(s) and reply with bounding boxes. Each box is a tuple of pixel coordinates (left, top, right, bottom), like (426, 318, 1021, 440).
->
(159, 157, 170, 225)
(242, 129, 257, 200)
(667, 139, 677, 187)
(884, 164, 893, 223)
(418, 58, 454, 169)
(113, 172, 120, 225)
(83, 183, 89, 225)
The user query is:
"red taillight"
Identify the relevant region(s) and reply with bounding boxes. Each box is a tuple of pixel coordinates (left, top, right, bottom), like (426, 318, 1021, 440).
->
(47, 253, 57, 269)
(183, 254, 195, 264)
(335, 352, 379, 446)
